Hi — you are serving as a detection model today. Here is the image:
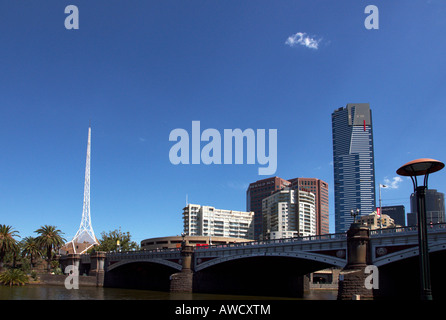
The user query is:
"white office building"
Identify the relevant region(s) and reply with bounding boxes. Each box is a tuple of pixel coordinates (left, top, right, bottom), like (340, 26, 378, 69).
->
(183, 204, 254, 240)
(262, 188, 316, 240)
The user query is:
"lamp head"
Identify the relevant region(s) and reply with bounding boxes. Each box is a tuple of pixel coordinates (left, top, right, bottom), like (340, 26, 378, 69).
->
(397, 158, 444, 177)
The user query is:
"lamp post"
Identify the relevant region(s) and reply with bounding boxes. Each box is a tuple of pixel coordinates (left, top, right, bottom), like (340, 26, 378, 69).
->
(181, 232, 186, 248)
(397, 158, 444, 300)
(351, 208, 360, 223)
(378, 184, 388, 229)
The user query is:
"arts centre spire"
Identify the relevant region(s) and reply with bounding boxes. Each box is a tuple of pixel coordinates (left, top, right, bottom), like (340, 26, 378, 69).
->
(62, 125, 99, 254)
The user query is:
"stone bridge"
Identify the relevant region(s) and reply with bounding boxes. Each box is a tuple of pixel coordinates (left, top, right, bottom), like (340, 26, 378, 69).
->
(61, 223, 446, 299)
(107, 232, 348, 273)
(105, 223, 446, 269)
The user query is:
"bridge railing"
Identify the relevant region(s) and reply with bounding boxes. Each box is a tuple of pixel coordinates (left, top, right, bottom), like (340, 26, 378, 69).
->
(106, 247, 181, 259)
(195, 232, 347, 251)
(370, 222, 446, 237)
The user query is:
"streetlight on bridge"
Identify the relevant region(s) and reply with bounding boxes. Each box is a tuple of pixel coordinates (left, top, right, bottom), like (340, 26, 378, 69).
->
(397, 158, 444, 300)
(351, 208, 360, 223)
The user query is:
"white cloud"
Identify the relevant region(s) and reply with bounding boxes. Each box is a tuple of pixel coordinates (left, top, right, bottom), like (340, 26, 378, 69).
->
(382, 177, 403, 189)
(285, 32, 321, 50)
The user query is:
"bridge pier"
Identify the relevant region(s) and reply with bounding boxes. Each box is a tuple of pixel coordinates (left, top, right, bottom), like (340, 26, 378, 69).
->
(90, 251, 106, 286)
(337, 223, 374, 300)
(170, 244, 194, 293)
(67, 253, 81, 272)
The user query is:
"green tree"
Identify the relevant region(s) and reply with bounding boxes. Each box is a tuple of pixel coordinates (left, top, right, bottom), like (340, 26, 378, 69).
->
(0, 268, 29, 287)
(35, 225, 66, 273)
(95, 228, 139, 252)
(0, 225, 20, 271)
(21, 237, 42, 269)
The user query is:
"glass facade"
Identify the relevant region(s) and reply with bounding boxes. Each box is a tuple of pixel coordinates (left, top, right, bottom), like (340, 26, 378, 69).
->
(332, 104, 376, 233)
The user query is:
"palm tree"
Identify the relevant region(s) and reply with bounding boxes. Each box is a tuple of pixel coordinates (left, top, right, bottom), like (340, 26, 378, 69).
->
(0, 225, 20, 271)
(0, 268, 29, 287)
(21, 237, 42, 269)
(35, 225, 65, 273)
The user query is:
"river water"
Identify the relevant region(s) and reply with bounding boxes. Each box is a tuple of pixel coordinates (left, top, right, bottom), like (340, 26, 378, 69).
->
(0, 284, 337, 300)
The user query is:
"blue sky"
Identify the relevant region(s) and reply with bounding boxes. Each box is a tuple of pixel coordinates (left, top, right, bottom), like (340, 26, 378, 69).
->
(1, 0, 446, 244)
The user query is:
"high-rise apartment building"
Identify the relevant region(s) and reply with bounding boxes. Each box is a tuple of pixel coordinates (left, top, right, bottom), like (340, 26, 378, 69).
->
(183, 204, 254, 240)
(262, 188, 316, 239)
(247, 176, 329, 239)
(246, 177, 291, 239)
(332, 103, 376, 233)
(288, 178, 330, 235)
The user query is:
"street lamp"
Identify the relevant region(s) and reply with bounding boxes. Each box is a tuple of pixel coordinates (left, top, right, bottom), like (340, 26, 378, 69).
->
(397, 158, 444, 300)
(351, 208, 360, 223)
(378, 184, 388, 229)
(181, 232, 186, 249)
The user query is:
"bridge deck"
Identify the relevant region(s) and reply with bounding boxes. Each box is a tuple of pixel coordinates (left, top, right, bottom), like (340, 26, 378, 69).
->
(103, 223, 446, 270)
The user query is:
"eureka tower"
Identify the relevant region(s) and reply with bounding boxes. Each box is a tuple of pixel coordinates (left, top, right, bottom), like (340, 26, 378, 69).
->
(332, 103, 376, 233)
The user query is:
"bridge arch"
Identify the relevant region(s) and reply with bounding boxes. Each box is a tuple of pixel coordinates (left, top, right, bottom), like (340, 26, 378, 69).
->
(104, 259, 180, 291)
(193, 252, 344, 297)
(372, 243, 446, 299)
(107, 258, 182, 272)
(195, 251, 346, 272)
(373, 242, 446, 267)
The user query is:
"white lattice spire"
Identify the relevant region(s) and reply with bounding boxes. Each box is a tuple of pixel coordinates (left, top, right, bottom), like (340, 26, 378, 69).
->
(68, 125, 99, 254)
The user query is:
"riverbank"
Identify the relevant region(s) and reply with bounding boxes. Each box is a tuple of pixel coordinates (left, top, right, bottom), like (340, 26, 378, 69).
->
(34, 274, 99, 287)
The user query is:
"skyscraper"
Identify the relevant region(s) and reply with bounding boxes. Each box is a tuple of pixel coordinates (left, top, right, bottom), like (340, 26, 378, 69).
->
(262, 188, 316, 240)
(247, 177, 290, 239)
(332, 103, 376, 233)
(247, 176, 329, 239)
(288, 178, 330, 235)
